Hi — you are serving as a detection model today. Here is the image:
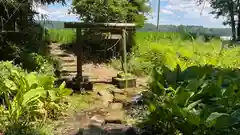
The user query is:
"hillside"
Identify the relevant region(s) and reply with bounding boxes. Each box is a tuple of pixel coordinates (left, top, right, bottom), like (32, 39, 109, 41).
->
(37, 20, 232, 36)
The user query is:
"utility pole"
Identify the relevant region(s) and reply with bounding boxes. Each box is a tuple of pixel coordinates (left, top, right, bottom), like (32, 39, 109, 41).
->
(157, 0, 160, 31)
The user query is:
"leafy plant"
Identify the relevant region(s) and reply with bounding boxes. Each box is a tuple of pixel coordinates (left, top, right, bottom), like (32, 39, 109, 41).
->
(0, 61, 72, 133)
(145, 64, 240, 134)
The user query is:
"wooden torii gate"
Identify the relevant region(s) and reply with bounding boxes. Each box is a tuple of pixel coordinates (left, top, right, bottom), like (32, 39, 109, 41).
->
(64, 22, 136, 89)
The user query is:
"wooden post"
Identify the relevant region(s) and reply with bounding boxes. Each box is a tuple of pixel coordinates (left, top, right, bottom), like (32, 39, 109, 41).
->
(76, 28, 83, 81)
(122, 28, 127, 74)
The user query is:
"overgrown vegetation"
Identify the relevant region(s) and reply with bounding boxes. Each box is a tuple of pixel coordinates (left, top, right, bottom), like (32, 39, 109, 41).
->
(139, 65, 240, 134)
(1, 0, 240, 134)
(0, 61, 72, 134)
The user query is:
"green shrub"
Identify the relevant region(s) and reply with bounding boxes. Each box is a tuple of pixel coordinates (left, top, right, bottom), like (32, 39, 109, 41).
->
(0, 61, 72, 134)
(20, 53, 58, 76)
(118, 38, 240, 76)
(140, 64, 240, 135)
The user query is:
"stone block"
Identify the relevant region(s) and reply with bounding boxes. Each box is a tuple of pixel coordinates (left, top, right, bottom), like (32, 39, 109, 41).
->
(112, 77, 136, 89)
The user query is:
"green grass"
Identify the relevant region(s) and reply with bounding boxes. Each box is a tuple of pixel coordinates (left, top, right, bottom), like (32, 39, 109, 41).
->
(135, 32, 182, 43)
(47, 29, 182, 44)
(112, 33, 240, 75)
(48, 29, 75, 44)
(47, 28, 240, 75)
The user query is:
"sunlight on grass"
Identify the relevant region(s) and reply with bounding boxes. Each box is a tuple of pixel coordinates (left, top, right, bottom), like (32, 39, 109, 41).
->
(66, 93, 98, 113)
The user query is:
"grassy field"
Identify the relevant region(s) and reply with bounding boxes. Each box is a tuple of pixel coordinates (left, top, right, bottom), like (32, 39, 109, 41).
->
(48, 29, 240, 75)
(48, 29, 76, 44)
(47, 29, 182, 44)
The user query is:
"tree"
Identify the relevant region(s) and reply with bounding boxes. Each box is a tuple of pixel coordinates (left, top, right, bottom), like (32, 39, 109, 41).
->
(0, 0, 66, 70)
(210, 0, 236, 40)
(197, 0, 237, 40)
(236, 0, 240, 40)
(0, 0, 66, 31)
(71, 0, 151, 27)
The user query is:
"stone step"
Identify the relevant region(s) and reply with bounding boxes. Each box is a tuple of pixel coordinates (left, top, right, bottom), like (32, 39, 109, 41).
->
(51, 51, 73, 56)
(105, 111, 124, 124)
(49, 48, 62, 52)
(61, 71, 77, 77)
(56, 53, 72, 57)
(61, 63, 77, 67)
(61, 70, 77, 75)
(59, 58, 76, 63)
(60, 75, 74, 81)
(61, 66, 77, 72)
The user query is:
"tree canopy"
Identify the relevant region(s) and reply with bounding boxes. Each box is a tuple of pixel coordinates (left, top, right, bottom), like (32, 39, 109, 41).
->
(0, 0, 66, 31)
(71, 0, 151, 27)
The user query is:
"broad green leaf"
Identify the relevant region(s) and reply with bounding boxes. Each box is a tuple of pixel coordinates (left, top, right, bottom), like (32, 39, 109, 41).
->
(58, 88, 72, 97)
(186, 99, 202, 111)
(222, 85, 235, 97)
(59, 81, 66, 90)
(47, 90, 58, 101)
(174, 89, 194, 106)
(205, 112, 231, 128)
(186, 79, 202, 92)
(182, 109, 202, 125)
(38, 75, 55, 89)
(23, 87, 45, 105)
(26, 72, 38, 88)
(231, 109, 240, 125)
(4, 79, 17, 91)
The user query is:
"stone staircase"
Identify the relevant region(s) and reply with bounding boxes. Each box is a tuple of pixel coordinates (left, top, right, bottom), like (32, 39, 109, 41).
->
(49, 43, 78, 80)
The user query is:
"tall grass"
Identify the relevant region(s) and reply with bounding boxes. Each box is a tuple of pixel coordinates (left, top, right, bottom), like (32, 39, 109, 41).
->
(48, 29, 75, 44)
(112, 32, 240, 75)
(47, 29, 182, 44)
(136, 32, 182, 43)
(47, 29, 240, 75)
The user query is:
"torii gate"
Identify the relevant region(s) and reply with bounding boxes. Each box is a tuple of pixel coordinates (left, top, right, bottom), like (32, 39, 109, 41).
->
(64, 22, 136, 89)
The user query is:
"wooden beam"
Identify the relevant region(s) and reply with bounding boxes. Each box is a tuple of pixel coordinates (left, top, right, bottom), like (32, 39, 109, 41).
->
(64, 22, 136, 29)
(88, 28, 122, 33)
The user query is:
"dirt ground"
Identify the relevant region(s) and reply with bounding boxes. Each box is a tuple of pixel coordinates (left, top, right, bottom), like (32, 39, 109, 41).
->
(50, 43, 149, 135)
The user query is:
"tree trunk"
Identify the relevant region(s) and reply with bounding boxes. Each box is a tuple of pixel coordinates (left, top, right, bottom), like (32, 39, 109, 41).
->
(237, 0, 240, 40)
(229, 2, 236, 41)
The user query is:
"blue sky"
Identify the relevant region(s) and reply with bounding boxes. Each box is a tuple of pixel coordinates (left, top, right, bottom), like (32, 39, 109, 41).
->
(35, 0, 227, 28)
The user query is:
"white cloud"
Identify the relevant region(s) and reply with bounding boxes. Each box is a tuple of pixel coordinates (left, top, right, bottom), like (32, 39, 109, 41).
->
(33, 0, 229, 28)
(161, 9, 174, 14)
(33, 1, 78, 21)
(149, 0, 228, 28)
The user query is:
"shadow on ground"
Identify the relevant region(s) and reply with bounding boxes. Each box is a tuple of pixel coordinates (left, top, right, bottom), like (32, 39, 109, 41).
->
(75, 124, 139, 135)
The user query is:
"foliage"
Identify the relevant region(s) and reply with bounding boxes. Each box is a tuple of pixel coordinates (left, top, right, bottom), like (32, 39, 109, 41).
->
(0, 61, 72, 134)
(48, 29, 76, 44)
(71, 0, 150, 27)
(109, 31, 240, 77)
(132, 32, 240, 134)
(20, 53, 57, 75)
(142, 64, 240, 134)
(0, 0, 65, 73)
